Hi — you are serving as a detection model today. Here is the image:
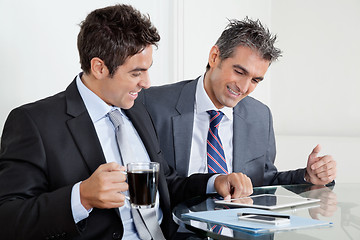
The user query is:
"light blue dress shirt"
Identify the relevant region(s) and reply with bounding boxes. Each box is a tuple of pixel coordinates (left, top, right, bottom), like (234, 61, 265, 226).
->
(70, 74, 162, 239)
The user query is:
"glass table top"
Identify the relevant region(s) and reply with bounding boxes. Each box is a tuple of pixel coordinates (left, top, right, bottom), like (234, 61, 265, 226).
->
(173, 183, 360, 240)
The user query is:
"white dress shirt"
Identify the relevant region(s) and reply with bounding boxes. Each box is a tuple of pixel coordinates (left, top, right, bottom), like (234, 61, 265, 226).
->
(188, 75, 234, 176)
(189, 75, 235, 236)
(70, 74, 161, 239)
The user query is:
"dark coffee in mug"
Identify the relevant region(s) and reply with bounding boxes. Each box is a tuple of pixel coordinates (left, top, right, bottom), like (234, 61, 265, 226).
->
(126, 162, 160, 209)
(127, 169, 159, 208)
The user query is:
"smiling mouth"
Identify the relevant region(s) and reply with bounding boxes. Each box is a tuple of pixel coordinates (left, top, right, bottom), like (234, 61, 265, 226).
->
(227, 86, 241, 96)
(130, 89, 142, 96)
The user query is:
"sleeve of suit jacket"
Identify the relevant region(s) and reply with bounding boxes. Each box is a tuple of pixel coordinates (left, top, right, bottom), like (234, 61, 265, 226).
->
(261, 106, 308, 185)
(0, 107, 80, 239)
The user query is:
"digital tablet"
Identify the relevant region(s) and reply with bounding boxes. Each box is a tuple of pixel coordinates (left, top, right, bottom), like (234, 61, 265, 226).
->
(214, 194, 320, 210)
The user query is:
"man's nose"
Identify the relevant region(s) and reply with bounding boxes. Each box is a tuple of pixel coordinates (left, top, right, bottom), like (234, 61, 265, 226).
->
(139, 73, 151, 89)
(238, 78, 252, 94)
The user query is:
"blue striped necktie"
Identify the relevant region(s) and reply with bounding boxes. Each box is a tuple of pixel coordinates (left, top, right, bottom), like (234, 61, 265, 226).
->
(206, 110, 228, 235)
(207, 110, 228, 174)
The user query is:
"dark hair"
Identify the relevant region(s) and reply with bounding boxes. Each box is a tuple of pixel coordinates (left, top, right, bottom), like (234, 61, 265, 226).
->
(77, 4, 160, 76)
(207, 17, 282, 70)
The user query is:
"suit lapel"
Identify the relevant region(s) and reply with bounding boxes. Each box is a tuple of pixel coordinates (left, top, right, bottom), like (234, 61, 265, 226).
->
(232, 105, 248, 173)
(124, 102, 170, 211)
(232, 98, 267, 173)
(172, 79, 198, 175)
(65, 80, 107, 174)
(124, 102, 160, 161)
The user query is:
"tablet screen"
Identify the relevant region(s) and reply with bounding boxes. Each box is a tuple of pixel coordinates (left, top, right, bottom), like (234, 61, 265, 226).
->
(214, 194, 320, 210)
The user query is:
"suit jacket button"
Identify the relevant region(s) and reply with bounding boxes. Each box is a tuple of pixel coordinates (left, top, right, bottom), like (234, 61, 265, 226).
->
(112, 232, 121, 239)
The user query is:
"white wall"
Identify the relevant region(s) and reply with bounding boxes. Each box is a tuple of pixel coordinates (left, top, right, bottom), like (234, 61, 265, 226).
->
(270, 0, 360, 137)
(270, 0, 360, 183)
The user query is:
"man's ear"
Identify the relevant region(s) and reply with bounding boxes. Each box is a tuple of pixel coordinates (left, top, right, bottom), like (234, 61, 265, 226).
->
(90, 57, 109, 79)
(208, 45, 220, 68)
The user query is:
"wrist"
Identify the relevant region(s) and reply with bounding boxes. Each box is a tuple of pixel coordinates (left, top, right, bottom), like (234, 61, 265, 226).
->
(79, 181, 92, 210)
(304, 171, 311, 183)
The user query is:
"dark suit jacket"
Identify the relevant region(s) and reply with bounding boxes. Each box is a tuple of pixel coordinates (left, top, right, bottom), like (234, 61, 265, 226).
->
(0, 78, 213, 240)
(140, 78, 308, 187)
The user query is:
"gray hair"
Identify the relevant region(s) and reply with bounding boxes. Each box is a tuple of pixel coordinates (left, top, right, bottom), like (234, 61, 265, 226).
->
(207, 17, 282, 70)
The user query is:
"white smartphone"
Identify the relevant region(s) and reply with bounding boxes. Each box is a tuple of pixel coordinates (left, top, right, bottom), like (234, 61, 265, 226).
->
(238, 214, 290, 226)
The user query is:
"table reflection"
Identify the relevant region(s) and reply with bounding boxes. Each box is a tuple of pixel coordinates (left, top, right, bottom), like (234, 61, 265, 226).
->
(173, 183, 360, 240)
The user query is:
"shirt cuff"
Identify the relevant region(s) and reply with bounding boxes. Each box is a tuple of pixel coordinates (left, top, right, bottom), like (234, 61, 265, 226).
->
(71, 182, 93, 223)
(206, 174, 221, 193)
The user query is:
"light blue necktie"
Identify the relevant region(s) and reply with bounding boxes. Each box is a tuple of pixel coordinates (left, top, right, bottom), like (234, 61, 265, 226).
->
(108, 109, 165, 240)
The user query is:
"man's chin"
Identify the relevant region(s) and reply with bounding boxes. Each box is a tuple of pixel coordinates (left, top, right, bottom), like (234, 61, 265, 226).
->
(118, 101, 135, 110)
(223, 98, 245, 108)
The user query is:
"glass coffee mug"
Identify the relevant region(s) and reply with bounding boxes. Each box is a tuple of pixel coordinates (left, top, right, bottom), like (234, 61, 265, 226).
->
(126, 162, 159, 209)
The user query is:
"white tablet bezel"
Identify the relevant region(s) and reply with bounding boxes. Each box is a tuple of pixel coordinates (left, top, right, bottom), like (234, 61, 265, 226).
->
(238, 214, 291, 225)
(214, 194, 320, 210)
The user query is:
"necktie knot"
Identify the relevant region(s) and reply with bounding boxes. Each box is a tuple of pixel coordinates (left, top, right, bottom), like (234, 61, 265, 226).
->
(207, 110, 223, 118)
(207, 110, 224, 129)
(107, 109, 132, 164)
(108, 109, 124, 129)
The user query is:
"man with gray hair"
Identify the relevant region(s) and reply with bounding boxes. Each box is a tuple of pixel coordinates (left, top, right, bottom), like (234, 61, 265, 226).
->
(140, 17, 336, 189)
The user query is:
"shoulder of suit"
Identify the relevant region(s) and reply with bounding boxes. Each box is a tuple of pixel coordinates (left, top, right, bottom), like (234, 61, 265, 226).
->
(236, 96, 272, 117)
(17, 80, 77, 113)
(17, 90, 66, 113)
(147, 79, 194, 92)
(143, 79, 196, 102)
(241, 96, 268, 108)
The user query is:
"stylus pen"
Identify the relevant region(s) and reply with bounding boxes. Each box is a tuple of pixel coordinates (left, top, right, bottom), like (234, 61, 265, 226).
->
(237, 212, 291, 219)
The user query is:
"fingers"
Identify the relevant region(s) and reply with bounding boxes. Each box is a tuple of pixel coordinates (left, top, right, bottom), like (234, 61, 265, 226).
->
(311, 155, 336, 172)
(308, 144, 321, 164)
(310, 144, 321, 156)
(310, 155, 337, 183)
(214, 173, 253, 200)
(306, 145, 337, 185)
(98, 162, 122, 172)
(94, 186, 128, 206)
(80, 163, 129, 209)
(231, 173, 253, 198)
(98, 170, 128, 185)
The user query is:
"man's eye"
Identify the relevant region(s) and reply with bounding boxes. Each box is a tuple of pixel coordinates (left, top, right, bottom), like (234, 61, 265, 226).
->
(252, 79, 260, 84)
(132, 72, 141, 77)
(235, 70, 244, 75)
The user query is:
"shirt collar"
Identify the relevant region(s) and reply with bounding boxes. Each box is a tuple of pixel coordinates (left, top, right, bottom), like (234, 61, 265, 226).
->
(195, 74, 233, 120)
(76, 73, 119, 123)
